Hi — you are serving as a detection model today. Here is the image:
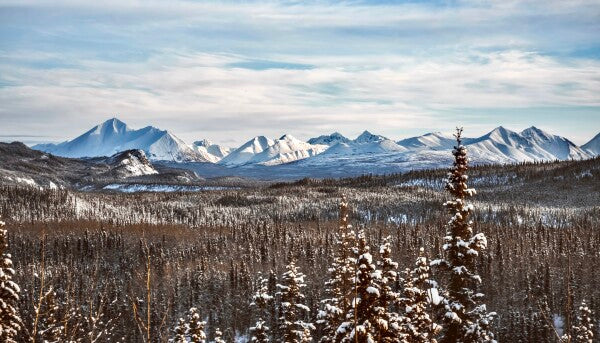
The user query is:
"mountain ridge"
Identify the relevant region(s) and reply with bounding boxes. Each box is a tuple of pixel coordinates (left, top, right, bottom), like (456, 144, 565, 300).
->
(29, 118, 597, 174)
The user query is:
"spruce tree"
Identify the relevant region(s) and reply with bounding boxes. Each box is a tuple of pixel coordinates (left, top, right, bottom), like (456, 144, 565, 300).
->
(0, 219, 21, 343)
(401, 247, 441, 342)
(187, 307, 207, 343)
(431, 128, 495, 343)
(39, 290, 64, 343)
(572, 300, 594, 343)
(214, 327, 226, 343)
(277, 261, 314, 343)
(250, 274, 272, 342)
(337, 229, 380, 343)
(172, 318, 187, 343)
(318, 195, 357, 343)
(374, 236, 404, 342)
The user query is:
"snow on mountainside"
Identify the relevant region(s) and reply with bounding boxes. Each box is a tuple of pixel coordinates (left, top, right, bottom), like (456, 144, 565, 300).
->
(218, 136, 275, 166)
(285, 126, 593, 178)
(193, 139, 232, 163)
(30, 118, 594, 176)
(321, 139, 407, 156)
(105, 150, 158, 177)
(353, 130, 388, 143)
(397, 132, 457, 150)
(307, 132, 351, 146)
(246, 134, 328, 166)
(582, 133, 600, 156)
(467, 126, 591, 163)
(319, 130, 407, 156)
(33, 118, 209, 162)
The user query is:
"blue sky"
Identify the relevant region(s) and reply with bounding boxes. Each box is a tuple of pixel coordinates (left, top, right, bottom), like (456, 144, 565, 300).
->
(0, 0, 599, 146)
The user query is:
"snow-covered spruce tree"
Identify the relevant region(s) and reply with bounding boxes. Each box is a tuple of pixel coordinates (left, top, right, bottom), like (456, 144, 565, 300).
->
(0, 219, 22, 343)
(400, 247, 441, 342)
(337, 229, 379, 343)
(318, 195, 358, 343)
(276, 260, 314, 343)
(187, 307, 207, 343)
(214, 327, 226, 343)
(39, 289, 64, 343)
(172, 317, 187, 343)
(572, 300, 594, 343)
(431, 128, 495, 343)
(250, 274, 272, 342)
(374, 236, 405, 342)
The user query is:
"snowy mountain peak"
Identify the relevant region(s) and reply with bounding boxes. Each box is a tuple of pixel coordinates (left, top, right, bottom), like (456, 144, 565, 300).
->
(279, 134, 297, 141)
(107, 149, 158, 177)
(247, 135, 328, 166)
(192, 139, 231, 162)
(468, 126, 591, 162)
(489, 125, 513, 136)
(521, 126, 553, 140)
(307, 132, 351, 146)
(582, 132, 600, 156)
(32, 118, 209, 162)
(397, 131, 456, 150)
(218, 136, 275, 166)
(193, 139, 213, 148)
(354, 130, 388, 143)
(95, 117, 130, 135)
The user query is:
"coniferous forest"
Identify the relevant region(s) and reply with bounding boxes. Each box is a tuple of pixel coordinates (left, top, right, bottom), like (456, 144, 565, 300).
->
(0, 131, 599, 342)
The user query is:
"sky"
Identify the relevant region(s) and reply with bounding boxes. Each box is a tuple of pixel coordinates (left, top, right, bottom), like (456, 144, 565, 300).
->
(0, 0, 599, 147)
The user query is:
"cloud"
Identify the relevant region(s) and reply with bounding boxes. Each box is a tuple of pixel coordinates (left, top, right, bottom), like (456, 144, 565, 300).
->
(0, 0, 599, 145)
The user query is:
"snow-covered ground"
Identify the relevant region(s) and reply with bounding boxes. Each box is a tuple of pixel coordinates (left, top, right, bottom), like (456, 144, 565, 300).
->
(103, 183, 238, 193)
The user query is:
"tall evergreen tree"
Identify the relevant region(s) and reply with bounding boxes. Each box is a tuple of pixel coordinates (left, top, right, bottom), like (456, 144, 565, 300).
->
(374, 236, 404, 342)
(277, 261, 314, 343)
(431, 128, 495, 343)
(572, 300, 594, 343)
(39, 290, 63, 343)
(401, 247, 441, 342)
(250, 274, 272, 342)
(0, 219, 21, 343)
(337, 229, 380, 343)
(318, 195, 357, 343)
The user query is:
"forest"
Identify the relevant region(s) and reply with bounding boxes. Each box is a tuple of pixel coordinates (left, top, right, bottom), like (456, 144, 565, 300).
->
(0, 133, 598, 342)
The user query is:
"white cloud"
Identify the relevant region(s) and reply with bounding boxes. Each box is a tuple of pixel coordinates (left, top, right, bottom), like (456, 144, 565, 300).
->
(1, 49, 598, 145)
(0, 0, 599, 145)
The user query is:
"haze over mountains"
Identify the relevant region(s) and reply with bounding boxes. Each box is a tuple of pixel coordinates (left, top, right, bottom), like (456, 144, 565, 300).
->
(29, 118, 599, 179)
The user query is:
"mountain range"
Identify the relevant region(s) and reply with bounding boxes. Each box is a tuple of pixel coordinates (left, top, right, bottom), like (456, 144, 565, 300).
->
(0, 142, 203, 190)
(29, 118, 599, 179)
(34, 118, 214, 163)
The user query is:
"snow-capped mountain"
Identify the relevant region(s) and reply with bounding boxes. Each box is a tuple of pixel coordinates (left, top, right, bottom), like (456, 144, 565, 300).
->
(353, 130, 388, 143)
(193, 139, 232, 163)
(307, 132, 351, 146)
(467, 126, 591, 163)
(29, 118, 595, 178)
(246, 134, 328, 166)
(322, 139, 407, 156)
(33, 118, 209, 162)
(194, 139, 232, 158)
(397, 132, 457, 150)
(582, 133, 600, 156)
(313, 130, 407, 157)
(104, 149, 158, 177)
(218, 136, 275, 166)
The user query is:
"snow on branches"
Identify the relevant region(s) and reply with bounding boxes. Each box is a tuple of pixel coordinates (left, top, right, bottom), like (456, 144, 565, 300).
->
(0, 219, 22, 343)
(277, 261, 314, 343)
(434, 127, 495, 343)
